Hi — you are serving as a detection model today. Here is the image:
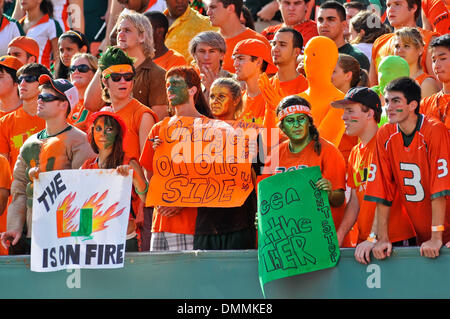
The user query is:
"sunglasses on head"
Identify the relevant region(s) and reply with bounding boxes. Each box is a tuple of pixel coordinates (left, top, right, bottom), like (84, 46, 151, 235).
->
(69, 64, 92, 73)
(105, 72, 134, 82)
(38, 93, 64, 103)
(18, 75, 39, 83)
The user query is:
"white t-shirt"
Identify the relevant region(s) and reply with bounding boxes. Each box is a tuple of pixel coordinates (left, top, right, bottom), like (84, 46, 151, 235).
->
(0, 14, 24, 56)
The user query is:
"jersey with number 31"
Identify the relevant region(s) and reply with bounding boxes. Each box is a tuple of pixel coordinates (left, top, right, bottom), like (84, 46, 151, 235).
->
(364, 115, 450, 244)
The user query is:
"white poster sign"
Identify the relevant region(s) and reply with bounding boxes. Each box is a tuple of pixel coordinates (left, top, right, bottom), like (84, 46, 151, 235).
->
(31, 169, 132, 272)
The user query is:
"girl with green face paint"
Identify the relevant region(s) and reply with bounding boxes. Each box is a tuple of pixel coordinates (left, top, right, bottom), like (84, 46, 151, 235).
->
(83, 111, 149, 252)
(274, 95, 346, 208)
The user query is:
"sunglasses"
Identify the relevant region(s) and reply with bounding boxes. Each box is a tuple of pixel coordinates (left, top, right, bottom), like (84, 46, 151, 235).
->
(18, 75, 39, 83)
(69, 64, 92, 73)
(105, 72, 134, 82)
(38, 93, 64, 103)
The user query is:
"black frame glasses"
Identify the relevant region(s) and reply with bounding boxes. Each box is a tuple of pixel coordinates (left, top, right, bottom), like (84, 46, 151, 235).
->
(38, 93, 64, 103)
(18, 75, 39, 83)
(106, 72, 134, 82)
(69, 64, 92, 73)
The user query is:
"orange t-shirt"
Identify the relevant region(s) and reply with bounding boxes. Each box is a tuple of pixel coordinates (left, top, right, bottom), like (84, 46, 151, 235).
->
(153, 49, 187, 71)
(264, 137, 347, 232)
(0, 155, 11, 190)
(113, 98, 158, 161)
(420, 91, 450, 129)
(67, 99, 91, 133)
(139, 119, 198, 235)
(222, 28, 272, 73)
(238, 91, 267, 126)
(269, 73, 308, 96)
(347, 137, 415, 243)
(0, 106, 45, 171)
(422, 0, 450, 35)
(364, 115, 450, 244)
(371, 28, 438, 80)
(261, 20, 319, 47)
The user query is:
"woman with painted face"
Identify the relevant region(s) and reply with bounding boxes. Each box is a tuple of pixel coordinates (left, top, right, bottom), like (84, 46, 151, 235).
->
(208, 77, 243, 121)
(82, 111, 148, 252)
(263, 95, 347, 233)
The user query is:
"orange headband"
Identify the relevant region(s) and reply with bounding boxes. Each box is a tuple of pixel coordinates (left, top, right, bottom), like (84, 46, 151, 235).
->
(278, 105, 312, 121)
(102, 64, 134, 78)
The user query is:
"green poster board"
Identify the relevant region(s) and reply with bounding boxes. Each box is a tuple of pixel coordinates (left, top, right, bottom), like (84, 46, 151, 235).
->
(257, 166, 340, 292)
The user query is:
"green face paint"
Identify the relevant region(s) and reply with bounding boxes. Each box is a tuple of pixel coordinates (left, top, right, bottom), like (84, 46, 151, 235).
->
(94, 116, 118, 150)
(166, 76, 190, 107)
(281, 113, 310, 143)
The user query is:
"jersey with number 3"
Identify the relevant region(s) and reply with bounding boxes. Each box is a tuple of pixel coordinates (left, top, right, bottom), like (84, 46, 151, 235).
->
(365, 115, 450, 243)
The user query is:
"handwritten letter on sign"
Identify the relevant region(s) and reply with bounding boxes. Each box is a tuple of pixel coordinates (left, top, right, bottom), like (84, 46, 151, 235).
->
(31, 169, 132, 272)
(257, 166, 340, 288)
(147, 116, 258, 207)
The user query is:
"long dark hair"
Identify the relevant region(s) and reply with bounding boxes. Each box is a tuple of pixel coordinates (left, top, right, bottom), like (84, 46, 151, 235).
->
(166, 66, 213, 118)
(276, 95, 322, 155)
(89, 115, 125, 169)
(56, 30, 90, 79)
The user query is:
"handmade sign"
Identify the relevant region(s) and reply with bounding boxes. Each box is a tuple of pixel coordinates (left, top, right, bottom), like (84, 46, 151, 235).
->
(31, 169, 132, 272)
(146, 116, 259, 207)
(257, 166, 340, 292)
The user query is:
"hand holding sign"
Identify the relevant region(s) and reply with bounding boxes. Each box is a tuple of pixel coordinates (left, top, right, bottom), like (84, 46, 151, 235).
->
(257, 166, 340, 296)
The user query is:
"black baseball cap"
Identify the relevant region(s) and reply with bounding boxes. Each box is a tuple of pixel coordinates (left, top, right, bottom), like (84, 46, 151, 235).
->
(331, 87, 382, 114)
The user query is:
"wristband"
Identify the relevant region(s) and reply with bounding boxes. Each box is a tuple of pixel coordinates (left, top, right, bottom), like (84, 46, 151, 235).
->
(135, 181, 149, 195)
(431, 225, 444, 232)
(367, 232, 377, 243)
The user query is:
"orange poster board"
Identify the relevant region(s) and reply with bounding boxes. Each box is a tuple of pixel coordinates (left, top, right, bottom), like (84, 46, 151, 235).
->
(146, 116, 258, 207)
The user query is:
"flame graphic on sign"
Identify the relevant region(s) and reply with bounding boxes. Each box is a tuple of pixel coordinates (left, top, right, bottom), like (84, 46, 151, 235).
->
(57, 191, 126, 234)
(57, 192, 79, 233)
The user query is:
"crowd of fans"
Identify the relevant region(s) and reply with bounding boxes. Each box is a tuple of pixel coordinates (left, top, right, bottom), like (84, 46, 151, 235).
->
(0, 0, 448, 264)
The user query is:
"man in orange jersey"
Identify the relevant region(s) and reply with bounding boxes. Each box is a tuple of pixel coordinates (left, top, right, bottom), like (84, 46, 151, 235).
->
(270, 27, 308, 96)
(420, 34, 450, 129)
(369, 0, 439, 86)
(0, 55, 23, 117)
(207, 0, 273, 73)
(1, 75, 94, 255)
(331, 87, 416, 263)
(261, 0, 318, 48)
(232, 38, 276, 125)
(144, 11, 187, 71)
(365, 77, 450, 260)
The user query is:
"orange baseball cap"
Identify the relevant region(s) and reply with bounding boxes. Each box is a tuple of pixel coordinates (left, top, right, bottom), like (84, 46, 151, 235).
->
(0, 55, 24, 71)
(8, 36, 40, 59)
(232, 38, 278, 74)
